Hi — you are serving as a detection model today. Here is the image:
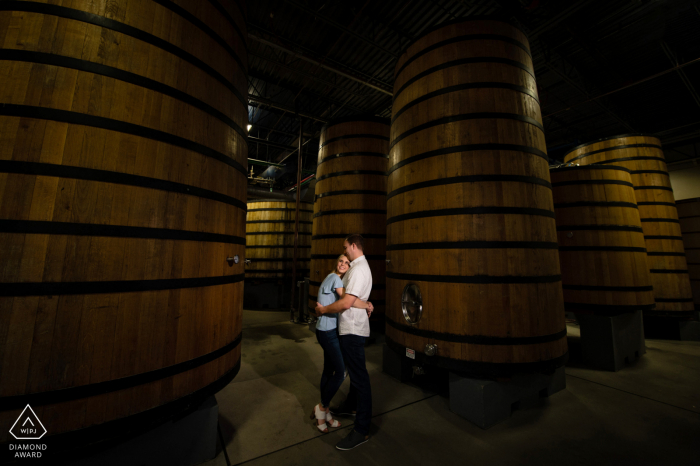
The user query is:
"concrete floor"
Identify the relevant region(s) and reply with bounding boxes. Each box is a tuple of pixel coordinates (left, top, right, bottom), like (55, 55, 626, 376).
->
(204, 311, 700, 466)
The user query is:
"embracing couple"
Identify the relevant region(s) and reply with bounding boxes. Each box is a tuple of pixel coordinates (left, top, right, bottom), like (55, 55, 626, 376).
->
(311, 233, 374, 451)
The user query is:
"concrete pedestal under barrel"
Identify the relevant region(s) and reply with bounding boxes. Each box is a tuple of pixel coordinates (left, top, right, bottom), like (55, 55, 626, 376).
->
(383, 18, 567, 427)
(308, 116, 389, 327)
(551, 165, 653, 370)
(0, 0, 247, 455)
(564, 135, 694, 337)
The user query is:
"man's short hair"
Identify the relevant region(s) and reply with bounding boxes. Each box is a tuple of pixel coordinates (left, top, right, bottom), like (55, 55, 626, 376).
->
(345, 234, 364, 251)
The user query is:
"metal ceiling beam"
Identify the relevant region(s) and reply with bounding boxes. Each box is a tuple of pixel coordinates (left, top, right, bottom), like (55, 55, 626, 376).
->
(248, 158, 285, 168)
(248, 29, 393, 96)
(283, 0, 398, 58)
(367, 10, 414, 44)
(249, 52, 369, 100)
(660, 131, 700, 149)
(563, 25, 625, 85)
(543, 55, 700, 119)
(543, 61, 636, 132)
(278, 135, 318, 164)
(247, 94, 329, 124)
(492, 0, 634, 131)
(661, 41, 700, 109)
(527, 0, 597, 39)
(545, 111, 609, 137)
(248, 102, 305, 125)
(249, 70, 368, 116)
(248, 136, 297, 152)
(249, 123, 311, 138)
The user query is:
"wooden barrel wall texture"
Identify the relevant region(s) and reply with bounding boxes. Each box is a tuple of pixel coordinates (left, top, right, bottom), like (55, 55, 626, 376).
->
(563, 135, 694, 317)
(551, 166, 654, 315)
(308, 117, 389, 321)
(385, 19, 567, 375)
(245, 201, 312, 279)
(676, 199, 700, 311)
(0, 0, 247, 444)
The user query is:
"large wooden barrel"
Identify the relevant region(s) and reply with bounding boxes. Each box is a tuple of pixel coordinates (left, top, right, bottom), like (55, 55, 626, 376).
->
(551, 165, 654, 315)
(0, 0, 247, 448)
(245, 201, 312, 279)
(676, 198, 700, 311)
(308, 116, 389, 323)
(563, 135, 694, 318)
(385, 18, 567, 375)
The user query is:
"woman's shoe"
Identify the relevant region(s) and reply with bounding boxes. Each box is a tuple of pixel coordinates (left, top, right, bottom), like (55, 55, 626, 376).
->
(311, 404, 328, 433)
(326, 410, 341, 428)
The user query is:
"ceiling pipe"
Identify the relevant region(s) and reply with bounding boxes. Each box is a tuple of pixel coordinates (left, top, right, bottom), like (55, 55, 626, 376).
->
(248, 158, 285, 168)
(287, 174, 315, 192)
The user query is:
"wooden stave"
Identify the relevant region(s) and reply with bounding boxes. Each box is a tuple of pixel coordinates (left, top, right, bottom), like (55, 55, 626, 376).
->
(563, 135, 693, 315)
(393, 19, 533, 108)
(245, 201, 313, 279)
(676, 199, 700, 310)
(309, 119, 389, 319)
(551, 166, 655, 315)
(0, 2, 249, 152)
(0, 0, 246, 443)
(386, 20, 567, 374)
(13, 0, 250, 90)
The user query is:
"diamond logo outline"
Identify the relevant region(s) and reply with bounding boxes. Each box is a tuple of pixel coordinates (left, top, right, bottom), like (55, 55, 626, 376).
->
(9, 404, 47, 440)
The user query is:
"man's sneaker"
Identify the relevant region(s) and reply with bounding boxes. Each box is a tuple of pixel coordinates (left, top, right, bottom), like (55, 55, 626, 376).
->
(336, 430, 369, 451)
(330, 404, 356, 416)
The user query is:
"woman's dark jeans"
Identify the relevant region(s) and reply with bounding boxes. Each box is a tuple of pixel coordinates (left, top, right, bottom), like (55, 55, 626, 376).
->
(316, 329, 346, 407)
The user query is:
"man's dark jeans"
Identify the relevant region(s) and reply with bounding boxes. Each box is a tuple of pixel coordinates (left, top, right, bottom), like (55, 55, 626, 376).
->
(316, 329, 345, 407)
(339, 334, 372, 435)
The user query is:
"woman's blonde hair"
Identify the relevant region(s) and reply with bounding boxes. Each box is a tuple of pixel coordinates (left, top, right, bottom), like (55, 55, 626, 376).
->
(330, 254, 349, 275)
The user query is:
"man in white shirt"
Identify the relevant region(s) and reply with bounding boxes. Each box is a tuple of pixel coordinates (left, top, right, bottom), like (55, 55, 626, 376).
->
(314, 234, 373, 450)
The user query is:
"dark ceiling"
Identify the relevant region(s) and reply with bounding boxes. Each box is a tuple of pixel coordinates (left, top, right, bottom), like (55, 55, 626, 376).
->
(244, 0, 700, 188)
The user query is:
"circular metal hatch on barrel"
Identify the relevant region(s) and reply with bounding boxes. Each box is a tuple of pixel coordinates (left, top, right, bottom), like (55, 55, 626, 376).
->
(0, 0, 247, 447)
(401, 283, 423, 325)
(385, 17, 567, 376)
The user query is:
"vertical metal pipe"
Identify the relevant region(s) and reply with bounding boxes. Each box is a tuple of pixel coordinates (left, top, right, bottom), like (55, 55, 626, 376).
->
(290, 115, 304, 321)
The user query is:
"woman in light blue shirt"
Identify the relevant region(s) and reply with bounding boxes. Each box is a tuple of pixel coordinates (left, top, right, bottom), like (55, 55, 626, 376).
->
(311, 254, 372, 432)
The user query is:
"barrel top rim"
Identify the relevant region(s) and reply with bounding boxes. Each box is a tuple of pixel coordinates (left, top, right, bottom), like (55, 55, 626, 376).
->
(563, 133, 658, 158)
(321, 115, 390, 133)
(550, 164, 632, 174)
(398, 15, 527, 63)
